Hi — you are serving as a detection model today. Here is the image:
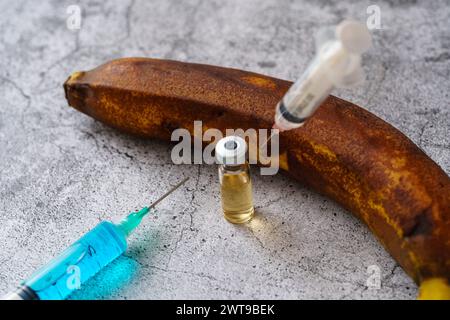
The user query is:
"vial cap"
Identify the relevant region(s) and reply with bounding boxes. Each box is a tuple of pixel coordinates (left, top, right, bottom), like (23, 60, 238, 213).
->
(215, 136, 247, 165)
(336, 20, 372, 54)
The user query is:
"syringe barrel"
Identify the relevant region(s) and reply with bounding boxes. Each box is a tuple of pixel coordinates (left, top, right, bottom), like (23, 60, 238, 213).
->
(20, 221, 127, 300)
(274, 54, 335, 131)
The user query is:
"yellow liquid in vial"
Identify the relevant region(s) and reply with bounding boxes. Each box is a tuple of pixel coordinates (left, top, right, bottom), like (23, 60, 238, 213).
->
(221, 170, 254, 224)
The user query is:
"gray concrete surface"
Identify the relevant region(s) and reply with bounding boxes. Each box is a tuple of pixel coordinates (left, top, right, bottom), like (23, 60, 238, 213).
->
(0, 0, 449, 300)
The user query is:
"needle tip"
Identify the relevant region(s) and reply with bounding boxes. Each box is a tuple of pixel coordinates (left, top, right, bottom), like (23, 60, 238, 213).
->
(148, 177, 190, 209)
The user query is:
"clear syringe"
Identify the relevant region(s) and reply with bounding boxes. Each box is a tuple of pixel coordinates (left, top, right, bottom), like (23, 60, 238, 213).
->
(2, 177, 189, 300)
(273, 20, 372, 131)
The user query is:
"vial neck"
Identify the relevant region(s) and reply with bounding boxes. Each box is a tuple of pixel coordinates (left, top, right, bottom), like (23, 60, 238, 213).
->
(222, 163, 246, 171)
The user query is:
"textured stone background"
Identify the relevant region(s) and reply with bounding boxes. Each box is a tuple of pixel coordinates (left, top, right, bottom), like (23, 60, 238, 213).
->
(0, 0, 449, 300)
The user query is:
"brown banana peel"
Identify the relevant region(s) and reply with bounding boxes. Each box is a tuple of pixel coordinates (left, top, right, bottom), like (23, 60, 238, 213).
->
(64, 58, 450, 299)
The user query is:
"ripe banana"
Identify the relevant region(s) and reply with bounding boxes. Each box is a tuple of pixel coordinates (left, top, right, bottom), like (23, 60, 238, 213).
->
(64, 58, 450, 298)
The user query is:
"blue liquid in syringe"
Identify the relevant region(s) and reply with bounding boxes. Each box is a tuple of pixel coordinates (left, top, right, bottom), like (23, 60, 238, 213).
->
(23, 221, 127, 300)
(5, 177, 189, 300)
(21, 207, 150, 300)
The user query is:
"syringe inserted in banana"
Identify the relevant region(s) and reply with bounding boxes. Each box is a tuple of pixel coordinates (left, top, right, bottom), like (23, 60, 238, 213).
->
(273, 19, 372, 132)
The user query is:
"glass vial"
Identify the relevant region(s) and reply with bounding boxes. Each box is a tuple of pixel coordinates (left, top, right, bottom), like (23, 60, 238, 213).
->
(215, 136, 254, 224)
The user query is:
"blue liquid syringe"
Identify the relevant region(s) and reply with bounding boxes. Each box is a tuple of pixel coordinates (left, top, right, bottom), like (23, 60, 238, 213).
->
(2, 177, 189, 300)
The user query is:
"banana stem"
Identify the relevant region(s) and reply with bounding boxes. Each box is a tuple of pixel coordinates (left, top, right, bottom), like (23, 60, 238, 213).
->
(418, 278, 450, 300)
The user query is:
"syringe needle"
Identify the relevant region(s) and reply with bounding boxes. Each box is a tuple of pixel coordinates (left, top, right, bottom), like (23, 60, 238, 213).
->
(118, 177, 190, 236)
(148, 177, 189, 209)
(258, 129, 279, 155)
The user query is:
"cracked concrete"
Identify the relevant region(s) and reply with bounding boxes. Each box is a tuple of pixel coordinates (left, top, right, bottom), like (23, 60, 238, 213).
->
(0, 0, 449, 300)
